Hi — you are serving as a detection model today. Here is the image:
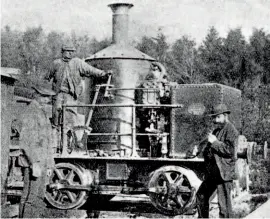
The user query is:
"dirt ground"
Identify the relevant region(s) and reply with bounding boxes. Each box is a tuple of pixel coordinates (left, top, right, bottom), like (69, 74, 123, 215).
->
(3, 192, 269, 218)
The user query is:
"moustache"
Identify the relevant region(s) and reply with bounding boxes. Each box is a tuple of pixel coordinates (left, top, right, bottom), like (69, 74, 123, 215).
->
(213, 122, 225, 128)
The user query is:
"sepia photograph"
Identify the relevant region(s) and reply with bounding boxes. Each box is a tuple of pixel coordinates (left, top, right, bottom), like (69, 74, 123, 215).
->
(1, 0, 270, 218)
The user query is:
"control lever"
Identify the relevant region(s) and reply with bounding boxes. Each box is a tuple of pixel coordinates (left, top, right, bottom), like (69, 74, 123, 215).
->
(104, 70, 113, 98)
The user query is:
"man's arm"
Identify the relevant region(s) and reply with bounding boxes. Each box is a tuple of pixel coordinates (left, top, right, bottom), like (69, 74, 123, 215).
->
(210, 126, 239, 157)
(77, 58, 106, 77)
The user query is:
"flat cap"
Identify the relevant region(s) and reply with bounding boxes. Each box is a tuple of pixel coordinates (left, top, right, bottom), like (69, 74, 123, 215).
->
(61, 43, 76, 51)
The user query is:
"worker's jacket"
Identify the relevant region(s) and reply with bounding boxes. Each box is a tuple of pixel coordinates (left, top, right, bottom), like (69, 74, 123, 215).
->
(46, 57, 105, 99)
(19, 100, 54, 169)
(203, 121, 239, 181)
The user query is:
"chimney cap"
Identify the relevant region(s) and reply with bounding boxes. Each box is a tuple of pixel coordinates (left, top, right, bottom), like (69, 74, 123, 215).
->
(108, 2, 134, 7)
(108, 3, 134, 13)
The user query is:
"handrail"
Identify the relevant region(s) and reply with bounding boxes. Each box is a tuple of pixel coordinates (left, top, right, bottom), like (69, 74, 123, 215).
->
(63, 104, 183, 108)
(61, 103, 182, 157)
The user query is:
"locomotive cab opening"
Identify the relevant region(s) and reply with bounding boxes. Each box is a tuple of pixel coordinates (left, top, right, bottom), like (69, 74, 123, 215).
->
(134, 75, 172, 158)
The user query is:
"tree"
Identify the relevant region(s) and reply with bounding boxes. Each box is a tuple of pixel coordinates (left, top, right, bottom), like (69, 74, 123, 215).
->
(249, 29, 270, 85)
(223, 28, 247, 89)
(90, 38, 111, 55)
(152, 31, 169, 63)
(241, 29, 270, 142)
(1, 26, 23, 69)
(136, 36, 159, 60)
(136, 30, 174, 81)
(45, 31, 65, 59)
(168, 35, 203, 83)
(136, 29, 169, 62)
(18, 26, 46, 74)
(263, 35, 270, 84)
(198, 26, 226, 83)
(40, 31, 66, 76)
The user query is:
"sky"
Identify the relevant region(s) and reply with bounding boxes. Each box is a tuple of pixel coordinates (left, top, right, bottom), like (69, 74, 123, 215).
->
(1, 0, 270, 44)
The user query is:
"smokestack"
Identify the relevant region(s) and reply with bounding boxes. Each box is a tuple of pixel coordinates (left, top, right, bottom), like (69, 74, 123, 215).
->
(108, 3, 134, 45)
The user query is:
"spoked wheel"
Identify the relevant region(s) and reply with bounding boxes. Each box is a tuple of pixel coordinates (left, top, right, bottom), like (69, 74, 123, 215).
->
(45, 163, 92, 209)
(148, 165, 201, 216)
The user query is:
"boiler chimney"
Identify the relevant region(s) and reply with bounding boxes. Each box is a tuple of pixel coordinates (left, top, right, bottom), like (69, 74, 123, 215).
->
(108, 3, 134, 45)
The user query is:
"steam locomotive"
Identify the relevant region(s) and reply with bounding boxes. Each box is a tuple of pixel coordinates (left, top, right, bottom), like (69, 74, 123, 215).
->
(42, 3, 245, 216)
(6, 3, 249, 216)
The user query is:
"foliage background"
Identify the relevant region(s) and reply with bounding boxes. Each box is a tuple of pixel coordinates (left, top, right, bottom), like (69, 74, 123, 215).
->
(1, 25, 270, 144)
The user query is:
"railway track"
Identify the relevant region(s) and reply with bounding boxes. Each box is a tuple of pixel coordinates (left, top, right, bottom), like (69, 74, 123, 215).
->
(6, 193, 269, 218)
(5, 194, 197, 218)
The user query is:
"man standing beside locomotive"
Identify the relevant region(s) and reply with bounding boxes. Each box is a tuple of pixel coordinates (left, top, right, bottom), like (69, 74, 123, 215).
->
(46, 43, 108, 150)
(196, 104, 239, 218)
(18, 85, 56, 218)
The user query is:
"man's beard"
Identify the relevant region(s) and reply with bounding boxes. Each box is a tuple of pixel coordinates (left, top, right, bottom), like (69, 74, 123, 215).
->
(62, 56, 71, 62)
(213, 121, 225, 129)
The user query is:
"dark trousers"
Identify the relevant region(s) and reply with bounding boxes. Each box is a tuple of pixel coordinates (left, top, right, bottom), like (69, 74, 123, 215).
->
(196, 173, 233, 218)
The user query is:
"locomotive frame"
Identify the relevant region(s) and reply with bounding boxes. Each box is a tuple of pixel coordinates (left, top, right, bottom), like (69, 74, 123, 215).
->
(46, 98, 204, 216)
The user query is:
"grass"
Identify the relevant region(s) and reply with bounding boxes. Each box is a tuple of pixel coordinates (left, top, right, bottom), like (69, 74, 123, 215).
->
(233, 157, 270, 218)
(249, 158, 270, 194)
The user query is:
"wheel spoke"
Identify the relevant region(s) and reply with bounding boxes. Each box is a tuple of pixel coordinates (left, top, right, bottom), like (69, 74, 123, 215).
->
(178, 185, 191, 193)
(176, 196, 185, 207)
(56, 191, 63, 202)
(148, 186, 166, 194)
(66, 191, 77, 203)
(66, 170, 75, 183)
(175, 173, 184, 184)
(163, 172, 174, 184)
(54, 169, 65, 180)
(171, 196, 182, 208)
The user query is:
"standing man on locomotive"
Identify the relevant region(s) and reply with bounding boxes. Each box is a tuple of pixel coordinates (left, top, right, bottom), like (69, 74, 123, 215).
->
(196, 104, 239, 218)
(45, 43, 108, 149)
(18, 85, 56, 218)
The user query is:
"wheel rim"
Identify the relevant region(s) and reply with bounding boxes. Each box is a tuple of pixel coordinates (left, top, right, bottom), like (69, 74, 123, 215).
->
(148, 166, 198, 216)
(45, 163, 92, 209)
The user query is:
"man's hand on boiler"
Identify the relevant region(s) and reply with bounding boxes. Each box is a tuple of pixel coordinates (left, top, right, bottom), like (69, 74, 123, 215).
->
(101, 70, 113, 77)
(106, 70, 113, 76)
